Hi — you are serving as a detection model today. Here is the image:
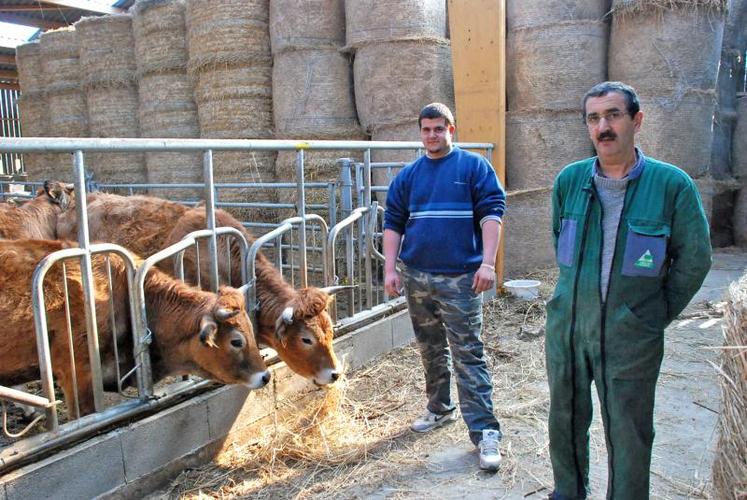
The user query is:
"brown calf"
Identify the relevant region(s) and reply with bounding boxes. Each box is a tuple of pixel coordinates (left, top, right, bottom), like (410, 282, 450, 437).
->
(0, 181, 73, 240)
(57, 193, 341, 385)
(0, 239, 270, 418)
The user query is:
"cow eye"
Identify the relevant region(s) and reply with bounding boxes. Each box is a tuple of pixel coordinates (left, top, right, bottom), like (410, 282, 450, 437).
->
(302, 337, 313, 345)
(230, 333, 246, 349)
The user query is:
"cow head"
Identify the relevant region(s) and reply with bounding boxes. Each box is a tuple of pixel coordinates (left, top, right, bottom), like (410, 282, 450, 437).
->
(42, 180, 75, 210)
(190, 287, 270, 390)
(267, 287, 340, 385)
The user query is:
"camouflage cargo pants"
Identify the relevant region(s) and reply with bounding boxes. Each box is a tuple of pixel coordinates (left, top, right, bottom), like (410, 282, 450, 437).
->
(401, 264, 501, 445)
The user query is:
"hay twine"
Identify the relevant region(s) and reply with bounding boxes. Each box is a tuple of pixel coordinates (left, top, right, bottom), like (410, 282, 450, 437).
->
(711, 273, 747, 498)
(153, 270, 560, 498)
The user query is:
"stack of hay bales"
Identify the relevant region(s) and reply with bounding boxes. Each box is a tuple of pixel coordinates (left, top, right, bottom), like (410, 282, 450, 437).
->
(15, 42, 51, 180)
(345, 0, 454, 189)
(734, 94, 747, 246)
(186, 0, 275, 218)
(76, 15, 145, 184)
(271, 0, 364, 216)
(711, 272, 747, 497)
(39, 28, 88, 179)
(503, 0, 607, 277)
(133, 0, 201, 195)
(609, 0, 726, 179)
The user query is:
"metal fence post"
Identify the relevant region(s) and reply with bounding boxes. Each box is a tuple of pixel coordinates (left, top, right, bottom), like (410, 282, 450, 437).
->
(203, 150, 219, 292)
(73, 151, 106, 412)
(295, 148, 308, 287)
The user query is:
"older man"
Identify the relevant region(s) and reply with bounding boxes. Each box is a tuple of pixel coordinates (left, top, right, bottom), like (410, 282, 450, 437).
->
(545, 81, 712, 499)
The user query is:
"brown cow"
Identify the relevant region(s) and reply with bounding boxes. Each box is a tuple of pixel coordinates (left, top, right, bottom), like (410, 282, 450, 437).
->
(0, 239, 270, 418)
(0, 181, 73, 240)
(56, 193, 341, 385)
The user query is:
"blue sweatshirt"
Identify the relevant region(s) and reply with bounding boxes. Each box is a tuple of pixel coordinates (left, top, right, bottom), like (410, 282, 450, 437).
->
(384, 147, 506, 274)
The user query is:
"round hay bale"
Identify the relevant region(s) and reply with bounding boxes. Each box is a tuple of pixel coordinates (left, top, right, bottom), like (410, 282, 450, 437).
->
(138, 72, 201, 191)
(185, 0, 270, 73)
(270, 0, 344, 53)
(193, 62, 272, 103)
(138, 71, 196, 114)
(133, 0, 189, 74)
(636, 89, 716, 178)
(507, 0, 611, 29)
(354, 40, 454, 133)
(47, 88, 88, 137)
(733, 95, 747, 179)
(503, 187, 556, 278)
(86, 85, 145, 183)
(506, 21, 607, 111)
(17, 93, 53, 180)
(711, 271, 747, 497)
(344, 0, 447, 49)
(15, 42, 45, 94)
(273, 49, 361, 138)
(196, 96, 274, 139)
(75, 14, 137, 88)
(507, 21, 608, 112)
(506, 110, 593, 191)
(609, 4, 725, 95)
(39, 28, 81, 92)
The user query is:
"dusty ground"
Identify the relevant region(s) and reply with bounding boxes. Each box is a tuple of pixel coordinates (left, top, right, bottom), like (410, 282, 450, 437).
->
(144, 249, 746, 500)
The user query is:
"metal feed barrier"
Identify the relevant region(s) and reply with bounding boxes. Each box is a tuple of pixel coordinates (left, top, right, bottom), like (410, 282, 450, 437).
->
(0, 137, 492, 472)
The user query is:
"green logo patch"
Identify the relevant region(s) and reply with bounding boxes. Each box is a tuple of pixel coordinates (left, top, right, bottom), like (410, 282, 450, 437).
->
(634, 250, 655, 269)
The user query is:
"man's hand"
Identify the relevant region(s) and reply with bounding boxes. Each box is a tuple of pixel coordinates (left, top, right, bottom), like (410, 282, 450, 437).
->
(385, 269, 402, 297)
(472, 265, 496, 293)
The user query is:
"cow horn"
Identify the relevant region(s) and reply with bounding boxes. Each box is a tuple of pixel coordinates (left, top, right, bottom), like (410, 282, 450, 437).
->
(320, 285, 357, 295)
(280, 306, 294, 325)
(215, 307, 240, 321)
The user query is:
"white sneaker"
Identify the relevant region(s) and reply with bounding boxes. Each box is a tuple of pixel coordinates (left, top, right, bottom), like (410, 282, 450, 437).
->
(410, 409, 458, 433)
(479, 429, 501, 471)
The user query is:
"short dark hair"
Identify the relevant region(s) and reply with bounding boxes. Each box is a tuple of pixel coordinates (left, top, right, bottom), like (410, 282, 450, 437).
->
(418, 102, 455, 128)
(582, 81, 641, 119)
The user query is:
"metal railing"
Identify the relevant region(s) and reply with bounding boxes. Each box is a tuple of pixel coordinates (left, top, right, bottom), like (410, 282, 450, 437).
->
(0, 136, 493, 471)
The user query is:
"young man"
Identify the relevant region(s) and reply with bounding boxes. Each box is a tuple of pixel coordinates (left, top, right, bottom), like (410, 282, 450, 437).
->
(383, 102, 506, 471)
(546, 82, 712, 499)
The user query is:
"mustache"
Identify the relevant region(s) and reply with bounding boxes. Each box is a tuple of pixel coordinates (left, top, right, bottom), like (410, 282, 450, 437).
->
(597, 130, 617, 141)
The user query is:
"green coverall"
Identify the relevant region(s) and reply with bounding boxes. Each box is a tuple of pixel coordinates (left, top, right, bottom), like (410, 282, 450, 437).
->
(545, 156, 712, 499)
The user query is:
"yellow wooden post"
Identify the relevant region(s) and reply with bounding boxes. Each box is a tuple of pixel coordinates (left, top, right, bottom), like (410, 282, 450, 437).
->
(448, 0, 506, 286)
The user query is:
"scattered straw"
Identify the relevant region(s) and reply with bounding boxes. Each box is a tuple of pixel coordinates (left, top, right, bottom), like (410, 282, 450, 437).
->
(711, 272, 747, 498)
(152, 269, 559, 499)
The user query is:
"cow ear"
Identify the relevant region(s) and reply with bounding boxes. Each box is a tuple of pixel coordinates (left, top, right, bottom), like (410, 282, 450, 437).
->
(274, 307, 294, 347)
(199, 315, 218, 348)
(44, 181, 71, 209)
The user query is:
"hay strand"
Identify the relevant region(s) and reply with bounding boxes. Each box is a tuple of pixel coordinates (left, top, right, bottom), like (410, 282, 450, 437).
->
(612, 0, 728, 15)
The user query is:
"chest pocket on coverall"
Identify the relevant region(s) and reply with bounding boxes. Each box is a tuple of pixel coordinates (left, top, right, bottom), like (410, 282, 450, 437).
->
(621, 222, 670, 277)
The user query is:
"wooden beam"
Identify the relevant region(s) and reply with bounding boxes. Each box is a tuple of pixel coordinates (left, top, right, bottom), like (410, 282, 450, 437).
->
(39, 1, 123, 14)
(448, 0, 507, 285)
(0, 70, 19, 81)
(0, 13, 65, 30)
(0, 82, 20, 91)
(0, 55, 16, 65)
